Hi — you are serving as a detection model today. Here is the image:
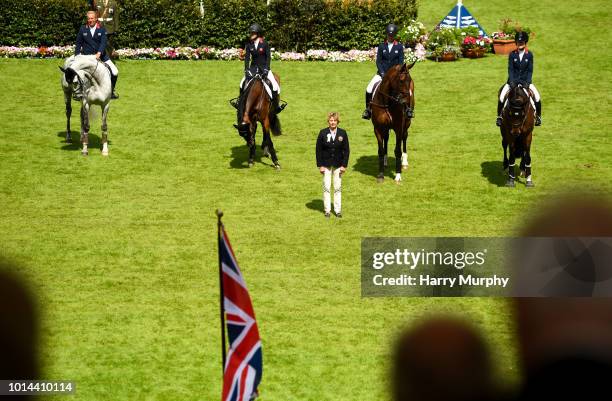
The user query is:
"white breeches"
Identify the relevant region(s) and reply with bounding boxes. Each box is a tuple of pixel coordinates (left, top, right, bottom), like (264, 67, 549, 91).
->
(322, 167, 342, 214)
(104, 59, 118, 76)
(240, 70, 280, 93)
(500, 83, 540, 102)
(366, 74, 382, 93)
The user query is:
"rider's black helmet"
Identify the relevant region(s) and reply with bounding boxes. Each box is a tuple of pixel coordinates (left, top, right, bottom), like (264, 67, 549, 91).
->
(249, 23, 263, 35)
(386, 23, 398, 38)
(515, 31, 529, 43)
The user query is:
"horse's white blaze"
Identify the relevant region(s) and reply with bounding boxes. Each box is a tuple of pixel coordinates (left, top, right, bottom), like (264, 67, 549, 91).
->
(394, 173, 402, 182)
(402, 152, 409, 167)
(102, 142, 109, 156)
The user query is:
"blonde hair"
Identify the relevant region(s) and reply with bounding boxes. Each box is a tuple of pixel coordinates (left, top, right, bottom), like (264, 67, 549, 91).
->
(327, 112, 340, 123)
(87, 10, 97, 17)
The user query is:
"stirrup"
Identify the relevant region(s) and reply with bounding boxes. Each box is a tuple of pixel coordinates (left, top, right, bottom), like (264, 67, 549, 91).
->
(362, 109, 371, 120)
(535, 116, 542, 126)
(229, 97, 240, 109)
(275, 100, 287, 113)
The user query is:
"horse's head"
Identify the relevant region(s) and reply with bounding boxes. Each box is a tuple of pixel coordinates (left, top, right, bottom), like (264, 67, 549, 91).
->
(383, 63, 414, 113)
(504, 83, 531, 133)
(59, 66, 85, 101)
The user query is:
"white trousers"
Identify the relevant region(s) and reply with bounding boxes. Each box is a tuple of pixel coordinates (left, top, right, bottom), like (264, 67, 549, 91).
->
(500, 83, 540, 102)
(366, 74, 382, 93)
(104, 59, 118, 76)
(322, 167, 342, 214)
(239, 70, 280, 93)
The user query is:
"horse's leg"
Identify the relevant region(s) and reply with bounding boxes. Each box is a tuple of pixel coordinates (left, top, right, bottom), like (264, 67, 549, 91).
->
(375, 127, 387, 183)
(262, 119, 280, 169)
(524, 133, 534, 187)
(64, 93, 72, 143)
(383, 132, 389, 167)
(394, 131, 403, 183)
(401, 128, 409, 170)
(101, 102, 110, 156)
(506, 142, 516, 187)
(80, 103, 89, 156)
(248, 123, 256, 167)
(502, 136, 508, 170)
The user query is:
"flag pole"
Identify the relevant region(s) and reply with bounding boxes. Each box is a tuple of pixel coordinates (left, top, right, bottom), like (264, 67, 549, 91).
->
(216, 209, 227, 374)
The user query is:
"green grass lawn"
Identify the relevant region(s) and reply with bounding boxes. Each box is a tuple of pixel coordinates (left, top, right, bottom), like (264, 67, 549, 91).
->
(0, 1, 611, 400)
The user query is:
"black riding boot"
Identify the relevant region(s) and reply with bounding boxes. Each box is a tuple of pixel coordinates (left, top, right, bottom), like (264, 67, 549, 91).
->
(111, 75, 119, 99)
(362, 92, 372, 119)
(272, 91, 285, 114)
(495, 100, 503, 126)
(535, 100, 542, 126)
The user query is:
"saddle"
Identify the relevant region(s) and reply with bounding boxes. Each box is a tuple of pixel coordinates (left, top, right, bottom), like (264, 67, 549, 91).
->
(502, 84, 535, 111)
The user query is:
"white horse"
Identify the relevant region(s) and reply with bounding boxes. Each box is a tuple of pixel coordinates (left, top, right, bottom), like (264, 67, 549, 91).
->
(60, 55, 112, 156)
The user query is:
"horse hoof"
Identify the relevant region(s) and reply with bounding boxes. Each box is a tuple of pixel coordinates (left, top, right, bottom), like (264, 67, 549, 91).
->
(102, 151, 109, 156)
(376, 177, 384, 184)
(248, 160, 254, 168)
(82, 151, 88, 156)
(526, 181, 535, 188)
(402, 165, 408, 170)
(274, 164, 281, 170)
(505, 180, 515, 187)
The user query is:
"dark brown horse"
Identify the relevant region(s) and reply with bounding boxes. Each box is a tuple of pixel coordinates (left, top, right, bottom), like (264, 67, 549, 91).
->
(499, 83, 535, 187)
(235, 74, 282, 169)
(370, 63, 415, 183)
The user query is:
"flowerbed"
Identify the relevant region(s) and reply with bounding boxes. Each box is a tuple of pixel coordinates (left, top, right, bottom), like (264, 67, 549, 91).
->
(0, 45, 426, 63)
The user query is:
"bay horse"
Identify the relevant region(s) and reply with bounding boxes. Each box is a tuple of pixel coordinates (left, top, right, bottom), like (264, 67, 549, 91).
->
(370, 63, 415, 183)
(499, 83, 535, 187)
(234, 73, 282, 169)
(59, 55, 112, 156)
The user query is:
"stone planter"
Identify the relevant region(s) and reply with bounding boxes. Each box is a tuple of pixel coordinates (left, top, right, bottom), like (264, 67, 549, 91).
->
(462, 47, 486, 58)
(493, 39, 515, 55)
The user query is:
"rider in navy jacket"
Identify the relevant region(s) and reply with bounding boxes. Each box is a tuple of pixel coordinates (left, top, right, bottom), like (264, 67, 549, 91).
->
(75, 10, 119, 99)
(363, 24, 407, 120)
(233, 23, 284, 117)
(496, 31, 541, 126)
(75, 24, 109, 62)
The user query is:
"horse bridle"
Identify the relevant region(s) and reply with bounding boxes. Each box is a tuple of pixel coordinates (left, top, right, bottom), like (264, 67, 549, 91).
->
(71, 60, 100, 101)
(371, 71, 412, 109)
(505, 86, 531, 128)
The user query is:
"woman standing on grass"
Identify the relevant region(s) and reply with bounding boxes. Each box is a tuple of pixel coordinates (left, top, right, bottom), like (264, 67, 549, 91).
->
(316, 112, 350, 218)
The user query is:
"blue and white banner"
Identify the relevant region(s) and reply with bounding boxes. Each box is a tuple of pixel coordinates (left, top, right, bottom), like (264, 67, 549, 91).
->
(438, 1, 487, 36)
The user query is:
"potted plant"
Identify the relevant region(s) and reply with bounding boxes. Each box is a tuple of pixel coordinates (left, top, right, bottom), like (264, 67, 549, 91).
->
(491, 18, 532, 55)
(460, 27, 491, 58)
(426, 28, 461, 62)
(399, 19, 428, 50)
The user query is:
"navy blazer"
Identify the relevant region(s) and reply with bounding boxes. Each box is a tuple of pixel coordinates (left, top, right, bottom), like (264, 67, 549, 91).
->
(316, 128, 350, 168)
(507, 49, 533, 85)
(376, 41, 404, 76)
(75, 25, 109, 62)
(244, 39, 271, 75)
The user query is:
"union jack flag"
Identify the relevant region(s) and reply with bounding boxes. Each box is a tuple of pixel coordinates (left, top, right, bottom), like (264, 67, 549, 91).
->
(220, 227, 263, 401)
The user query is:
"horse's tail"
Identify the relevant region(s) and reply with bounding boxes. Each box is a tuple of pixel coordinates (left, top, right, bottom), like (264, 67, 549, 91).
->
(270, 112, 282, 136)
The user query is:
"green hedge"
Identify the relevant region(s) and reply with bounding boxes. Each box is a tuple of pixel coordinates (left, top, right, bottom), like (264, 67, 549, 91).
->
(0, 0, 417, 51)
